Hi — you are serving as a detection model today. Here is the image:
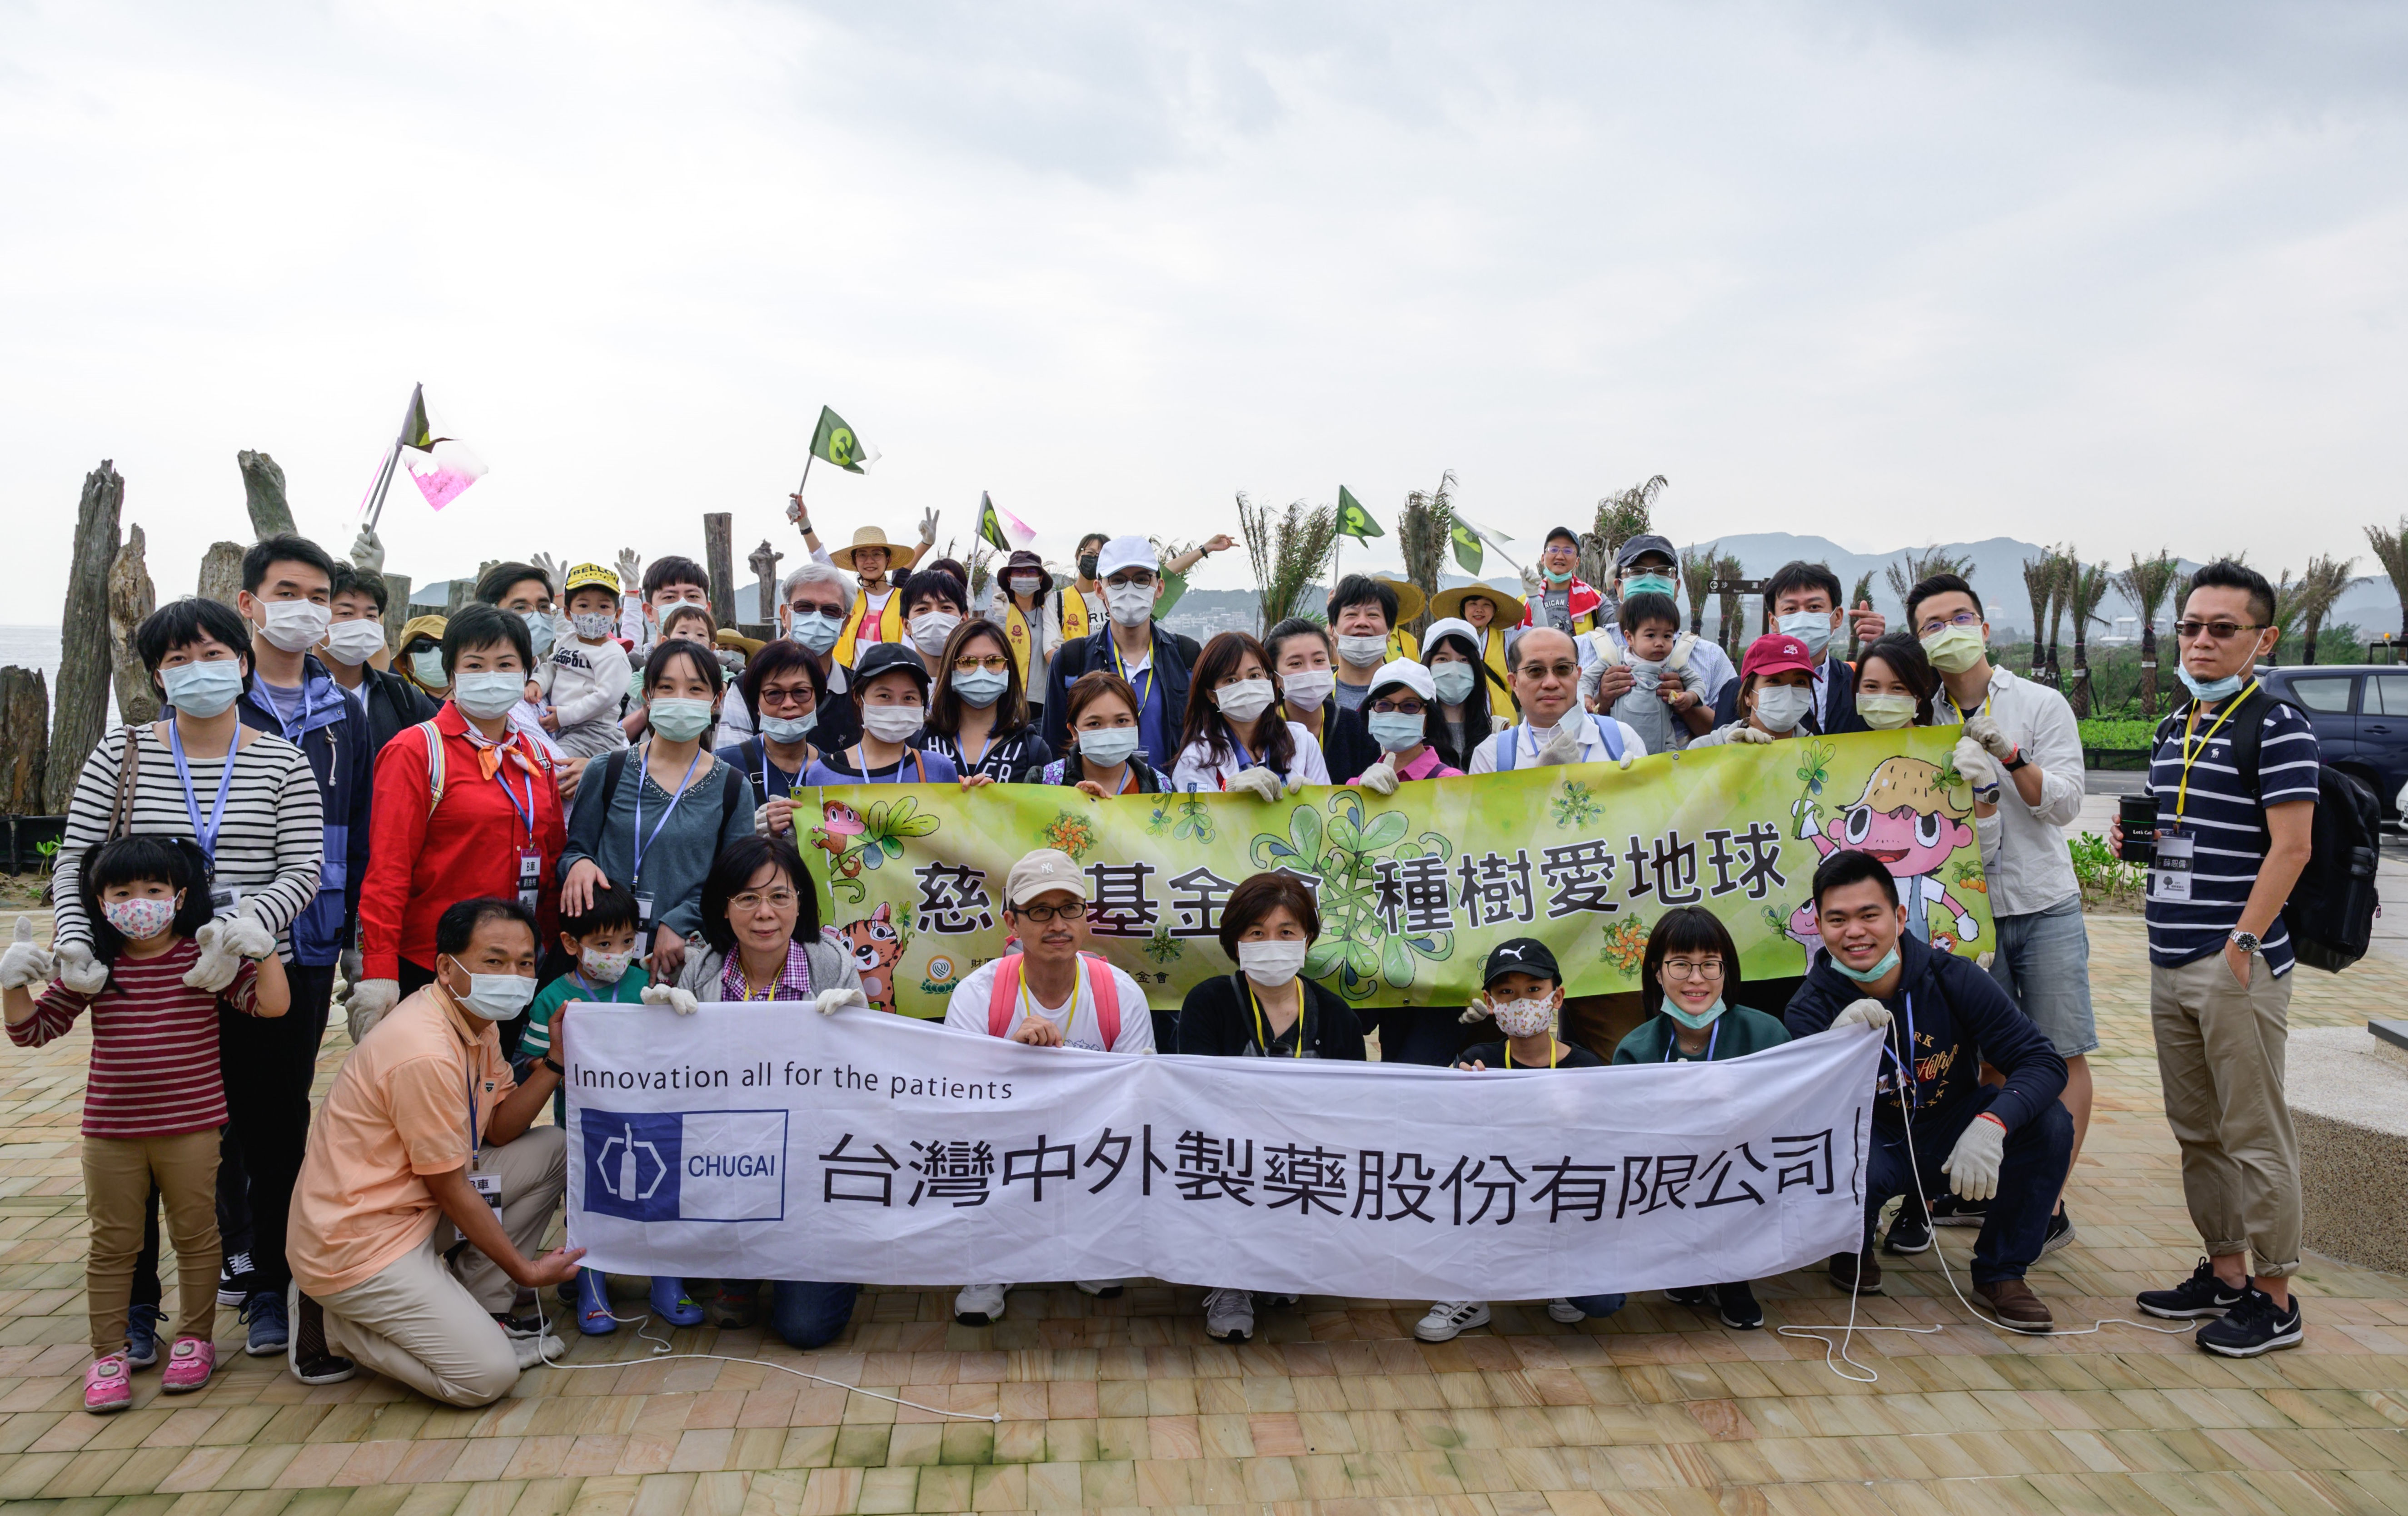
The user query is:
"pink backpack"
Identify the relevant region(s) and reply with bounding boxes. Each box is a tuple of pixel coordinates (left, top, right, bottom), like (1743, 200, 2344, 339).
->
(985, 954, 1121, 1047)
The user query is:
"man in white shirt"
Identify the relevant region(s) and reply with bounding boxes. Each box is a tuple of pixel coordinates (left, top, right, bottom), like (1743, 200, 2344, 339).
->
(1468, 628, 1649, 773)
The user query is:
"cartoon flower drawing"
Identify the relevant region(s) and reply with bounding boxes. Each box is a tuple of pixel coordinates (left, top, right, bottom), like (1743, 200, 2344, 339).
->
(1550, 779, 1601, 830)
(1040, 810, 1098, 859)
(1598, 915, 1650, 975)
(1250, 794, 1453, 1000)
(810, 796, 940, 903)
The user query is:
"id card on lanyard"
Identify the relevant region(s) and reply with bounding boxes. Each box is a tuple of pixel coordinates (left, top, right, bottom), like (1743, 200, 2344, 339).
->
(169, 721, 244, 912)
(631, 743, 703, 928)
(466, 1070, 502, 1212)
(491, 752, 542, 916)
(2153, 686, 2252, 905)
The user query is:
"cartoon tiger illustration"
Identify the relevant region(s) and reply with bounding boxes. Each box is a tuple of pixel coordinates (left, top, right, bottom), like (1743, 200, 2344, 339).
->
(840, 902, 903, 1013)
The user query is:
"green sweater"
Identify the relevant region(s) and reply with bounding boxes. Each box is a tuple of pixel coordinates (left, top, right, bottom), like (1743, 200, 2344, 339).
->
(1612, 1005, 1791, 1064)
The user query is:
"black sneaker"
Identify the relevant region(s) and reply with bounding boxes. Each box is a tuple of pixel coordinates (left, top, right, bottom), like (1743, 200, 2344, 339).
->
(1828, 1249, 1883, 1296)
(2136, 1257, 2249, 1320)
(1664, 1285, 1714, 1307)
(1713, 1281, 1763, 1331)
(1885, 1206, 1933, 1256)
(2038, 1207, 2076, 1257)
(217, 1250, 259, 1307)
(2196, 1287, 2303, 1357)
(1927, 1195, 1988, 1228)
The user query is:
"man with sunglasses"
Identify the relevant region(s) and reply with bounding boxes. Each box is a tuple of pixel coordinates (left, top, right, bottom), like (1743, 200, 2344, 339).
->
(719, 561, 862, 753)
(941, 849, 1155, 1325)
(1894, 573, 2089, 1260)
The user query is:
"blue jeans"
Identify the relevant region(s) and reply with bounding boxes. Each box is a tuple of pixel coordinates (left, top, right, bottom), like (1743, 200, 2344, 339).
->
(1864, 1086, 2073, 1284)
(769, 1281, 859, 1349)
(1988, 897, 2099, 1057)
(1563, 1292, 1625, 1319)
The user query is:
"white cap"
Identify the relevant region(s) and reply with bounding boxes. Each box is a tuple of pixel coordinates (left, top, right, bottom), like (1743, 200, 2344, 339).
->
(1421, 617, 1481, 655)
(1367, 659, 1436, 703)
(1004, 848, 1090, 907)
(1096, 534, 1158, 580)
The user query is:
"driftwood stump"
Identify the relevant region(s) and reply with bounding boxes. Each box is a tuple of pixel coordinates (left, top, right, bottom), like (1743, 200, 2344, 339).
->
(238, 450, 296, 539)
(748, 540, 785, 625)
(46, 462, 123, 814)
(704, 513, 737, 629)
(109, 525, 160, 726)
(381, 572, 414, 652)
(198, 541, 244, 606)
(0, 667, 48, 815)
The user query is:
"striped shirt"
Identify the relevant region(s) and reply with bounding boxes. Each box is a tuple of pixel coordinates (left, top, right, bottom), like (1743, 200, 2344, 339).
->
(2143, 693, 2321, 974)
(11, 938, 260, 1138)
(50, 725, 324, 959)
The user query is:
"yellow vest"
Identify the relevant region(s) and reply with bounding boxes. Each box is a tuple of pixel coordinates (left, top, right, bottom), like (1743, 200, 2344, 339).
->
(833, 585, 905, 668)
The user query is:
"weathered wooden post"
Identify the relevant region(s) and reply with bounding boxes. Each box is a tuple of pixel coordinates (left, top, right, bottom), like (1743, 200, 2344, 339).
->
(704, 514, 737, 629)
(238, 450, 296, 538)
(380, 572, 414, 652)
(197, 542, 244, 606)
(109, 525, 160, 726)
(748, 539, 784, 636)
(47, 462, 123, 814)
(0, 667, 47, 815)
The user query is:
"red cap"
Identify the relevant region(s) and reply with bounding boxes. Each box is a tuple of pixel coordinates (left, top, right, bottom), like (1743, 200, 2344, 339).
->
(1740, 633, 1817, 680)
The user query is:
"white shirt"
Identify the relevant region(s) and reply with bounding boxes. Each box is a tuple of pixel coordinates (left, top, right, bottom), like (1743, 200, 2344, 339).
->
(1941, 665, 2084, 917)
(1171, 723, 1330, 793)
(1466, 716, 1649, 774)
(942, 957, 1156, 1054)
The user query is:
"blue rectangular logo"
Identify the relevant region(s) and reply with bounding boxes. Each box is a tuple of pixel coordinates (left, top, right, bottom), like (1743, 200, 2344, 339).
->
(580, 1108, 788, 1223)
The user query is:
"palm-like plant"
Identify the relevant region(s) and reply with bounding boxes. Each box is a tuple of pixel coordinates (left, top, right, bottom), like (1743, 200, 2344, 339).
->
(2042, 550, 2072, 689)
(2295, 553, 2357, 665)
(1885, 546, 1970, 619)
(1237, 492, 1336, 636)
(2113, 550, 2181, 716)
(2363, 520, 2408, 643)
(2020, 550, 2059, 677)
(1680, 545, 1718, 636)
(2067, 558, 2112, 717)
(1396, 472, 1457, 641)
(1578, 475, 1668, 590)
(1845, 570, 1876, 661)
(1714, 551, 1745, 652)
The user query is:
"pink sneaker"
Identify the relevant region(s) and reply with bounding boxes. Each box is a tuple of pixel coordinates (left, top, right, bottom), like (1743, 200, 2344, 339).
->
(85, 1355, 133, 1413)
(161, 1337, 215, 1393)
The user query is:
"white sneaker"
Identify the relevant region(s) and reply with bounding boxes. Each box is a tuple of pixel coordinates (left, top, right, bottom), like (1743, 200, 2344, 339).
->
(1413, 1300, 1491, 1342)
(954, 1284, 1008, 1325)
(1073, 1279, 1124, 1298)
(1547, 1298, 1585, 1324)
(1202, 1288, 1255, 1342)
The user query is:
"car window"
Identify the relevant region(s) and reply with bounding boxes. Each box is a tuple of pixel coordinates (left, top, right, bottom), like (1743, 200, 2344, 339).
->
(2288, 676, 2356, 715)
(2368, 674, 2408, 716)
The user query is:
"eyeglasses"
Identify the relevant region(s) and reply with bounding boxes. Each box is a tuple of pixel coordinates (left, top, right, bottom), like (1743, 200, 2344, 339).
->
(1522, 661, 1580, 681)
(953, 655, 1011, 674)
(757, 684, 816, 710)
(1368, 699, 1426, 716)
(2173, 619, 2268, 642)
(790, 600, 847, 620)
(1661, 957, 1725, 980)
(730, 889, 798, 913)
(1915, 611, 1982, 635)
(1106, 573, 1157, 588)
(1012, 901, 1087, 923)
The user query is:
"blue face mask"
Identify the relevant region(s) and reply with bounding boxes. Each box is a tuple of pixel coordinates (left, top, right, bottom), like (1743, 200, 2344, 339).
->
(1831, 947, 1900, 983)
(1367, 712, 1426, 753)
(1077, 727, 1142, 768)
(952, 669, 1009, 708)
(1663, 995, 1725, 1031)
(1778, 611, 1834, 661)
(2176, 665, 2247, 703)
(788, 613, 842, 656)
(1431, 663, 1478, 705)
(161, 661, 245, 718)
(1622, 572, 1676, 599)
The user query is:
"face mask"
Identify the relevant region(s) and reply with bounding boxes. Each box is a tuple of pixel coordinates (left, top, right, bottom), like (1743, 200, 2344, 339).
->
(759, 713, 815, 744)
(1832, 947, 1900, 984)
(162, 661, 245, 717)
(572, 611, 615, 640)
(1489, 996, 1556, 1039)
(1103, 582, 1154, 627)
(1213, 678, 1276, 723)
(788, 612, 842, 655)
(1077, 726, 1141, 768)
(1855, 692, 1918, 730)
(256, 599, 332, 653)
(453, 671, 524, 720)
(1662, 994, 1725, 1032)
(648, 696, 715, 742)
(1431, 663, 1477, 705)
(909, 611, 961, 656)
(861, 705, 925, 744)
(1367, 712, 1426, 753)
(1008, 574, 1043, 597)
(1753, 685, 1812, 732)
(2177, 665, 2247, 702)
(1077, 553, 1100, 581)
(1920, 624, 1985, 675)
(581, 947, 634, 984)
(1236, 939, 1308, 987)
(1335, 634, 1388, 668)
(1778, 611, 1835, 661)
(1544, 566, 1574, 584)
(1281, 668, 1335, 710)
(321, 618, 388, 667)
(102, 896, 177, 940)
(952, 668, 1008, 708)
(410, 648, 448, 687)
(521, 610, 557, 660)
(1621, 572, 1676, 598)
(448, 966, 535, 1021)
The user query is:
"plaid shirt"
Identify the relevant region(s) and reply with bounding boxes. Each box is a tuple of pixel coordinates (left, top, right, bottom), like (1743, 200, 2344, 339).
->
(718, 941, 817, 1002)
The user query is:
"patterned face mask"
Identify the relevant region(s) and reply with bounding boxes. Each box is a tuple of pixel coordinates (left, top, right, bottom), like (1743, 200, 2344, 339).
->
(102, 896, 178, 941)
(1489, 996, 1556, 1039)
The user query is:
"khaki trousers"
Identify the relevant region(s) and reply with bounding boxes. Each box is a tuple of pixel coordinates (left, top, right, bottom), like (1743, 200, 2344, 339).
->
(2150, 952, 2301, 1277)
(82, 1130, 220, 1356)
(317, 1125, 566, 1407)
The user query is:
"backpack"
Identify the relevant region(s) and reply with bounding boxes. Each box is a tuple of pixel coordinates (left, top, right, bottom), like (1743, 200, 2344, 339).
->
(1494, 714, 1625, 771)
(985, 953, 1122, 1047)
(2159, 686, 2380, 973)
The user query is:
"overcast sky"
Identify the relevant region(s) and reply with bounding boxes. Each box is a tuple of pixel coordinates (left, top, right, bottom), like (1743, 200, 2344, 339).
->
(5, 0, 2405, 609)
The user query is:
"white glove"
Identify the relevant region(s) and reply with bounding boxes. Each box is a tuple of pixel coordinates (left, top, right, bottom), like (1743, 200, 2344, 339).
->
(1731, 725, 1776, 745)
(1977, 950, 1995, 970)
(917, 507, 940, 545)
(345, 978, 399, 1044)
(642, 982, 700, 1016)
(54, 941, 108, 996)
(183, 920, 244, 993)
(530, 552, 565, 596)
(616, 548, 643, 592)
(1942, 1114, 2006, 1203)
(349, 525, 385, 573)
(1953, 911, 1982, 943)
(1536, 721, 1584, 767)
(814, 987, 867, 1017)
(1964, 710, 2015, 762)
(339, 946, 363, 989)
(1832, 997, 1893, 1032)
(218, 914, 277, 961)
(0, 918, 56, 992)
(1519, 562, 1546, 599)
(1358, 755, 1400, 796)
(1953, 737, 2001, 799)
(1226, 765, 1284, 803)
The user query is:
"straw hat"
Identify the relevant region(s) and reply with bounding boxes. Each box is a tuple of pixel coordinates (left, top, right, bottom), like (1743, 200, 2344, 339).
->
(1372, 577, 1426, 625)
(1431, 583, 1525, 625)
(829, 526, 921, 572)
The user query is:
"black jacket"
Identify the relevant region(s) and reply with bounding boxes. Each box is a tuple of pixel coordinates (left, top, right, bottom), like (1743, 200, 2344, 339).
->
(354, 666, 441, 760)
(1039, 623, 1199, 766)
(1317, 700, 1383, 785)
(236, 656, 374, 965)
(1784, 931, 2065, 1135)
(1715, 655, 1859, 734)
(1178, 973, 1366, 1059)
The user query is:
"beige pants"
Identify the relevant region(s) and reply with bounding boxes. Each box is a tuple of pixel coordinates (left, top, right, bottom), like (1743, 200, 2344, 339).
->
(317, 1125, 566, 1407)
(82, 1130, 221, 1356)
(2150, 952, 2301, 1277)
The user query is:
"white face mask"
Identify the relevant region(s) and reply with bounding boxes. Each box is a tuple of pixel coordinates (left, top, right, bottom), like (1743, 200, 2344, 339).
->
(1778, 611, 1835, 661)
(257, 599, 332, 653)
(571, 611, 616, 640)
(1280, 668, 1335, 710)
(1213, 678, 1276, 724)
(453, 671, 524, 720)
(1431, 663, 1477, 705)
(522, 610, 557, 660)
(321, 618, 387, 667)
(788, 612, 842, 655)
(909, 611, 960, 656)
(1490, 996, 1557, 1039)
(1753, 685, 1812, 732)
(448, 965, 534, 1021)
(1335, 634, 1388, 668)
(1855, 692, 1919, 730)
(1236, 938, 1309, 987)
(1103, 581, 1155, 627)
(861, 705, 924, 744)
(1007, 574, 1043, 598)
(1077, 726, 1142, 768)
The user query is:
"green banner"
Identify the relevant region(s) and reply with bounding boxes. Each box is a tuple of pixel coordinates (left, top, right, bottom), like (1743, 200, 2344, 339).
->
(795, 728, 1993, 1018)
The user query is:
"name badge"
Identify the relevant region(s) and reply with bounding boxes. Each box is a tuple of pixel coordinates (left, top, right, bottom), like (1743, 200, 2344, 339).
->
(517, 850, 542, 915)
(2149, 827, 2195, 903)
(469, 1171, 503, 1213)
(209, 882, 242, 913)
(635, 892, 655, 929)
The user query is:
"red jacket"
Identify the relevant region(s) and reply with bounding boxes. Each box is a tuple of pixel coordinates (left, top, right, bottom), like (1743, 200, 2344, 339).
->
(359, 703, 567, 980)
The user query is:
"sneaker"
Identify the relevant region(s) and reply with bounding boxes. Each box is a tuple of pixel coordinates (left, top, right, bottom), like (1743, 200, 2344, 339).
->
(1828, 1249, 1883, 1296)
(85, 1355, 133, 1414)
(648, 1276, 707, 1328)
(1884, 1206, 1933, 1256)
(492, 1305, 549, 1340)
(1546, 1298, 1586, 1324)
(1260, 1293, 1299, 1309)
(2136, 1258, 2250, 1320)
(1928, 1195, 1988, 1228)
(286, 1284, 354, 1386)
(217, 1251, 258, 1307)
(1664, 1285, 1714, 1307)
(2196, 1288, 2304, 1358)
(1972, 1278, 2054, 1333)
(1201, 1288, 1255, 1342)
(1074, 1280, 1125, 1298)
(954, 1283, 1008, 1326)
(1714, 1281, 1764, 1331)
(577, 1269, 617, 1336)
(161, 1337, 215, 1393)
(2039, 1207, 2076, 1257)
(239, 1289, 288, 1357)
(1412, 1300, 1491, 1342)
(125, 1303, 166, 1368)
(704, 1281, 758, 1330)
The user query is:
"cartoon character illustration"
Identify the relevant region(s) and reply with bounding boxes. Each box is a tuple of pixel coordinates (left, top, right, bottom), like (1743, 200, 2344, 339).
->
(810, 800, 868, 882)
(840, 903, 904, 1013)
(1810, 755, 1981, 946)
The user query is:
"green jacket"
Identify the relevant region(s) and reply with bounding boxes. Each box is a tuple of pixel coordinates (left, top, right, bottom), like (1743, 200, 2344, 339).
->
(1613, 1005, 1791, 1064)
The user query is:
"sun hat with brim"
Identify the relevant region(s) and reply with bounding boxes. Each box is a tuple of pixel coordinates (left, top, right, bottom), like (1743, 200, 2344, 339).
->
(830, 526, 921, 572)
(997, 549, 1055, 598)
(1430, 584, 1524, 624)
(715, 628, 765, 658)
(1366, 659, 1436, 705)
(850, 641, 931, 694)
(1740, 632, 1817, 680)
(1373, 577, 1426, 626)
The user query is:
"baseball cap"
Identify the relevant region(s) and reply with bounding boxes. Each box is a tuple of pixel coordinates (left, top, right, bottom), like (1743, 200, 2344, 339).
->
(563, 562, 620, 596)
(1004, 848, 1091, 907)
(1366, 659, 1436, 704)
(1482, 938, 1560, 987)
(1544, 526, 1580, 549)
(1096, 535, 1158, 580)
(850, 641, 931, 693)
(1740, 632, 1817, 680)
(1614, 533, 1678, 573)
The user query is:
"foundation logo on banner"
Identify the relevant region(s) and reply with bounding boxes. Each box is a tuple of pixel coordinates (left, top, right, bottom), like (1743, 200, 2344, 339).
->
(581, 1109, 791, 1223)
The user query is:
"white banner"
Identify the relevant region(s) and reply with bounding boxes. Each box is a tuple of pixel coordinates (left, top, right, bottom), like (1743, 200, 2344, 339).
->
(562, 1006, 1881, 1301)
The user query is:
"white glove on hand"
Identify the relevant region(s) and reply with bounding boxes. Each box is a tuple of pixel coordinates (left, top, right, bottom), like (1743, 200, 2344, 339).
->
(1519, 563, 1546, 599)
(917, 507, 940, 545)
(1358, 755, 1400, 796)
(345, 979, 399, 1044)
(642, 982, 700, 1016)
(1942, 1114, 2006, 1203)
(1536, 721, 1584, 766)
(1731, 725, 1776, 745)
(1964, 710, 2015, 762)
(217, 915, 277, 960)
(1953, 911, 1982, 943)
(183, 920, 244, 993)
(530, 552, 566, 596)
(1832, 997, 1893, 1032)
(616, 548, 643, 591)
(349, 525, 385, 572)
(0, 918, 56, 991)
(814, 988, 867, 1017)
(1953, 736, 2001, 798)
(54, 941, 108, 996)
(1226, 765, 1284, 803)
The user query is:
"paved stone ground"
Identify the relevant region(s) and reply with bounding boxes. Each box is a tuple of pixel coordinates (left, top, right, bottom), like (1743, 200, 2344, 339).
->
(3, 916, 2405, 1516)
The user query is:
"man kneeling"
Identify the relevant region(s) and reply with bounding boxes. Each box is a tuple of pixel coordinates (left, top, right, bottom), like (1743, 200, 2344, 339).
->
(287, 898, 583, 1405)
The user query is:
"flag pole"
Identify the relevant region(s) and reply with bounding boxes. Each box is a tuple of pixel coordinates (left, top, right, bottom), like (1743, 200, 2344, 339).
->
(364, 383, 422, 532)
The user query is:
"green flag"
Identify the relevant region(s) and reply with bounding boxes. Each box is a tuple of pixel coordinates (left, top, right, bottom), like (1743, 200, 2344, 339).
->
(1449, 517, 1485, 574)
(809, 406, 879, 474)
(978, 492, 1008, 551)
(1336, 486, 1383, 543)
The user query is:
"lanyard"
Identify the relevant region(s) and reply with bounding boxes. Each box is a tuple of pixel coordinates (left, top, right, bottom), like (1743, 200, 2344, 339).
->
(492, 748, 536, 848)
(465, 1062, 482, 1161)
(1664, 1020, 1721, 1063)
(755, 741, 801, 803)
(167, 720, 239, 864)
(2174, 681, 2256, 822)
(631, 741, 703, 884)
(1246, 978, 1303, 1058)
(1880, 990, 1922, 1108)
(739, 948, 788, 1000)
(1505, 1038, 1560, 1069)
(1017, 973, 1078, 1039)
(265, 679, 317, 746)
(1111, 638, 1156, 719)
(851, 744, 926, 785)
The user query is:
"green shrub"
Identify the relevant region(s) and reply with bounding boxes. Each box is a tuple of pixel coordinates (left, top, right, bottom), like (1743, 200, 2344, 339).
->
(2078, 718, 2156, 751)
(2069, 831, 2144, 910)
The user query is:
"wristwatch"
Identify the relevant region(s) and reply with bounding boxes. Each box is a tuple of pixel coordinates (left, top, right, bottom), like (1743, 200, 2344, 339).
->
(2002, 748, 2029, 771)
(2229, 930, 2261, 956)
(542, 1056, 564, 1077)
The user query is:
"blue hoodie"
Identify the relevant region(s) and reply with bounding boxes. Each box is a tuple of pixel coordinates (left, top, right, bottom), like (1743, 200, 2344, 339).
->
(240, 656, 374, 965)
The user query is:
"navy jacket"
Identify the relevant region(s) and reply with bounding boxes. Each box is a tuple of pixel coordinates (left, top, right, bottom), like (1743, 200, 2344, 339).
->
(1784, 931, 2064, 1135)
(355, 666, 440, 760)
(1318, 700, 1382, 785)
(1715, 654, 1860, 734)
(239, 657, 374, 966)
(1039, 623, 1199, 769)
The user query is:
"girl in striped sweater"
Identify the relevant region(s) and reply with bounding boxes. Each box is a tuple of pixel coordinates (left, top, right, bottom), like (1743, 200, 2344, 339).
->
(4, 837, 290, 1413)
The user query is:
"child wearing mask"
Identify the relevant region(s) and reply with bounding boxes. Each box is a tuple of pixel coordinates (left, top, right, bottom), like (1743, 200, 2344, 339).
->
(1689, 634, 1819, 747)
(1578, 591, 1710, 753)
(536, 563, 633, 758)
